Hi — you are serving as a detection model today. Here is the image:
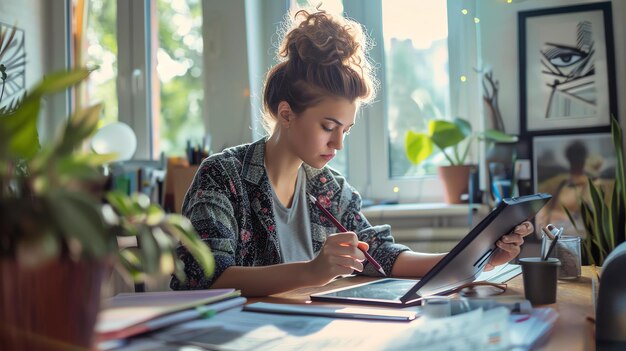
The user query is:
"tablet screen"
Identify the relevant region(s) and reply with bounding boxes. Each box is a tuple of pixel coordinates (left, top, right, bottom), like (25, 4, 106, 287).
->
(319, 279, 418, 301)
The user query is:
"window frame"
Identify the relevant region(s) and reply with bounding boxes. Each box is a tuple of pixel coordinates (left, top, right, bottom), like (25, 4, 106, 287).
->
(64, 0, 154, 159)
(340, 0, 483, 203)
(116, 0, 153, 160)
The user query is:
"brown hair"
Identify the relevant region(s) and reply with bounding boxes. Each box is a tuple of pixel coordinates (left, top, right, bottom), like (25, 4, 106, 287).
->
(261, 9, 376, 134)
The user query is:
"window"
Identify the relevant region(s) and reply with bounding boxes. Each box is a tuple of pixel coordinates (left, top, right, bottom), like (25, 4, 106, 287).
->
(337, 1, 476, 202)
(256, 1, 462, 201)
(65, 1, 477, 202)
(382, 1, 450, 178)
(72, 0, 206, 159)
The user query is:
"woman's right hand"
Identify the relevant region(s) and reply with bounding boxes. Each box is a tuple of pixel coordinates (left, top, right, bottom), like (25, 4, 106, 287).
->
(306, 232, 369, 286)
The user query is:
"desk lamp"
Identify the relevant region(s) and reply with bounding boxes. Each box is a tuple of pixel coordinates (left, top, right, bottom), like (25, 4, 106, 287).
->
(91, 122, 137, 162)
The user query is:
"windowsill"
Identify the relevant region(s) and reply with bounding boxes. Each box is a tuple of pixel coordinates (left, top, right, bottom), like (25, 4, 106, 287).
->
(361, 203, 491, 253)
(361, 202, 489, 219)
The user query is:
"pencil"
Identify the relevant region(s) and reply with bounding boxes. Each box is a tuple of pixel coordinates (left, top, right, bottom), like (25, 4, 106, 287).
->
(307, 194, 387, 276)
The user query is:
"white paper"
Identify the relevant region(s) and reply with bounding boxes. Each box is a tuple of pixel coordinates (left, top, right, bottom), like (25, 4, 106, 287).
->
(384, 307, 510, 351)
(154, 308, 416, 351)
(119, 304, 556, 351)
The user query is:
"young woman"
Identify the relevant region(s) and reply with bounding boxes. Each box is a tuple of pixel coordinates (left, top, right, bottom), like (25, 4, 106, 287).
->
(170, 9, 533, 296)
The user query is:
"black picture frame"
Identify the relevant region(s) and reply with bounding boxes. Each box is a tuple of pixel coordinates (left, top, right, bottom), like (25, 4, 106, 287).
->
(519, 2, 617, 136)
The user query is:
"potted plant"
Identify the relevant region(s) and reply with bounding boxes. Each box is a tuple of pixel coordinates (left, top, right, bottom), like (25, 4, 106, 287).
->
(564, 117, 625, 266)
(405, 117, 517, 203)
(0, 68, 214, 350)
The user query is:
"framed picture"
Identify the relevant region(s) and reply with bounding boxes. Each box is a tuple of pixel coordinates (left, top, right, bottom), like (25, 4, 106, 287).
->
(0, 22, 26, 111)
(532, 133, 616, 235)
(519, 2, 617, 135)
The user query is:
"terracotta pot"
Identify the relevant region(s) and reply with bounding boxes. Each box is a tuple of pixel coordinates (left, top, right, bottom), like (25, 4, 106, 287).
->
(0, 258, 107, 350)
(437, 165, 473, 204)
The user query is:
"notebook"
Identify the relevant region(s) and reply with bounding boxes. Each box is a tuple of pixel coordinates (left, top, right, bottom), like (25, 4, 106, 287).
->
(311, 193, 551, 307)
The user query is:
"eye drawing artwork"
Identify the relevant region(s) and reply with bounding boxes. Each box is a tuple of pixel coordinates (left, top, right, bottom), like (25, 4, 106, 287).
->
(519, 3, 617, 134)
(541, 21, 595, 119)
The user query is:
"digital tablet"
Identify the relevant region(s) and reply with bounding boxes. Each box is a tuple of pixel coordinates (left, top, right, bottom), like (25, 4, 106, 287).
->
(310, 193, 552, 307)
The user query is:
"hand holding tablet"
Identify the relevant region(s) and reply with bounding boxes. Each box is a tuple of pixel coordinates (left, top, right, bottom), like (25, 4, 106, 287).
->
(311, 193, 552, 307)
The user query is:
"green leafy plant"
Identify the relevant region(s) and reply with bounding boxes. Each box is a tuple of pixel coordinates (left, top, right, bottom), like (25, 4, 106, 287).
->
(405, 117, 518, 167)
(0, 67, 213, 283)
(564, 117, 625, 266)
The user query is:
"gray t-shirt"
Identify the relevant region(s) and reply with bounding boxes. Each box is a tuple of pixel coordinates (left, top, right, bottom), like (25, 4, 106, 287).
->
(270, 167, 314, 263)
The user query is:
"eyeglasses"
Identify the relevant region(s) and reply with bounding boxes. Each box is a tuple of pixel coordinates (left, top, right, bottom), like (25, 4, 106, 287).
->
(448, 281, 508, 298)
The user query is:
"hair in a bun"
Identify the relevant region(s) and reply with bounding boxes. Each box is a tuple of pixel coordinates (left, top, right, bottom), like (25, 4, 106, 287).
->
(283, 10, 362, 67)
(262, 9, 377, 134)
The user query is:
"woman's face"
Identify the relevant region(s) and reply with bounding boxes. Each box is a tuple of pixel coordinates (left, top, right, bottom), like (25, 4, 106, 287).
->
(285, 97, 357, 169)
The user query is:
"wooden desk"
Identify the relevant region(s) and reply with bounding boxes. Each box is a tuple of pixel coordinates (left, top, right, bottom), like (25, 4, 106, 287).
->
(249, 266, 596, 350)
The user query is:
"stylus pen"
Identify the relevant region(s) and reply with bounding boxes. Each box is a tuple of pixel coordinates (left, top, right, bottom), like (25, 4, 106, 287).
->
(307, 194, 387, 276)
(543, 227, 563, 260)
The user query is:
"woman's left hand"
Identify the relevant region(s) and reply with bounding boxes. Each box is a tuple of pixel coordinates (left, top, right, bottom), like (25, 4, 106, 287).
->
(484, 221, 534, 271)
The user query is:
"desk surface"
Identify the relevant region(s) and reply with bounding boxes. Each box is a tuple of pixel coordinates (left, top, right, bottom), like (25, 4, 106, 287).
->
(249, 266, 596, 351)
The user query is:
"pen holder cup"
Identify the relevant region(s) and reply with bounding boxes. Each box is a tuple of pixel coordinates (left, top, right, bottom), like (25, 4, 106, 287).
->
(544, 235, 581, 280)
(519, 257, 560, 305)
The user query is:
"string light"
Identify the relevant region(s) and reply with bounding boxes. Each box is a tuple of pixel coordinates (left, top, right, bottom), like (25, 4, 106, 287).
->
(474, 17, 480, 24)
(460, 75, 467, 82)
(461, 9, 468, 15)
(393, 186, 399, 193)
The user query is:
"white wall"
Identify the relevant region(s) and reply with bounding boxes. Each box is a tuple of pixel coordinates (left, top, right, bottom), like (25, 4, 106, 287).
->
(202, 0, 288, 152)
(244, 0, 287, 142)
(477, 0, 626, 135)
(202, 0, 253, 153)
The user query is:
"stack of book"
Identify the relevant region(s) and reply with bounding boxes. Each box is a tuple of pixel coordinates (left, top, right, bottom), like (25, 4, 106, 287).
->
(96, 288, 245, 341)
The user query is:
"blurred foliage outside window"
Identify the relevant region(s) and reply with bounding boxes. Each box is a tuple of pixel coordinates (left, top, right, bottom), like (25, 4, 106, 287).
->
(155, 0, 205, 158)
(81, 0, 118, 126)
(382, 1, 451, 178)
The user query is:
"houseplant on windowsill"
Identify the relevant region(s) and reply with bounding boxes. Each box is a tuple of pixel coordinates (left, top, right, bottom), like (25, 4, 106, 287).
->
(405, 117, 517, 204)
(0, 68, 214, 350)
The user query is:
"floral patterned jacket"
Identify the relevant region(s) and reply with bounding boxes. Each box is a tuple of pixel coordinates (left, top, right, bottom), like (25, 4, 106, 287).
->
(170, 138, 410, 290)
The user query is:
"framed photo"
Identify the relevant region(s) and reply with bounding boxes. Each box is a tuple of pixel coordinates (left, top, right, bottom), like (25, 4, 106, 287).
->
(519, 2, 617, 135)
(532, 133, 616, 235)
